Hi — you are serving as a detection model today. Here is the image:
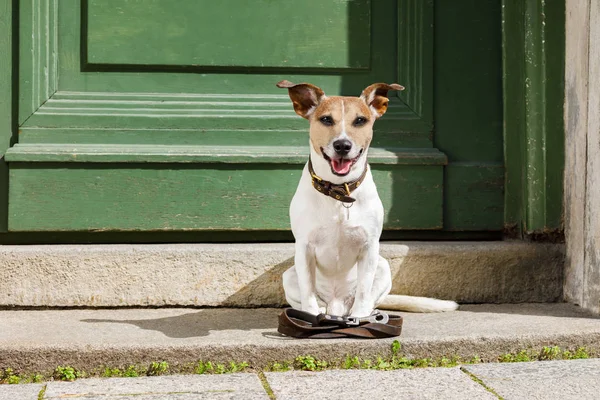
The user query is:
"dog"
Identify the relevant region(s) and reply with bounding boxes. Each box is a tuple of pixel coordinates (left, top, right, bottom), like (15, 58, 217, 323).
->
(277, 80, 459, 317)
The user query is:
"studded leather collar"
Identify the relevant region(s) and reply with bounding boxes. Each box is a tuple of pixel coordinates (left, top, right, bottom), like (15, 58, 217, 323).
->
(308, 158, 368, 203)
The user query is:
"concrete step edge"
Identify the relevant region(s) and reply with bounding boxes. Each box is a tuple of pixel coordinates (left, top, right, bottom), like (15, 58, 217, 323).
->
(0, 241, 564, 307)
(1, 304, 597, 374)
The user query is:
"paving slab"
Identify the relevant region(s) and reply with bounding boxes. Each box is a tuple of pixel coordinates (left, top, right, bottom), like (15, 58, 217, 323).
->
(464, 359, 600, 400)
(0, 384, 43, 400)
(43, 375, 268, 400)
(265, 368, 496, 400)
(0, 242, 563, 307)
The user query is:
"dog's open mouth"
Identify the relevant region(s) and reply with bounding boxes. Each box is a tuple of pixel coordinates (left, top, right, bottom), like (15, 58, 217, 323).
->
(321, 148, 364, 176)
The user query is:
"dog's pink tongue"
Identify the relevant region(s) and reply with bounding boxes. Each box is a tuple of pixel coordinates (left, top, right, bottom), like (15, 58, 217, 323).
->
(332, 158, 352, 175)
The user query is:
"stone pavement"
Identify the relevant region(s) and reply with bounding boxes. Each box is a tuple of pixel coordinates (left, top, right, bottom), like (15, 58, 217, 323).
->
(2, 359, 600, 399)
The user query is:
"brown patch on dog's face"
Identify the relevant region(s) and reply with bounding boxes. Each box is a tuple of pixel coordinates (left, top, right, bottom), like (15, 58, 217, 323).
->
(308, 96, 374, 155)
(277, 81, 404, 176)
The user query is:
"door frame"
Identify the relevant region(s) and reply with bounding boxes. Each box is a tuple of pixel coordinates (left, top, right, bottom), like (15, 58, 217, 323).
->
(502, 0, 565, 238)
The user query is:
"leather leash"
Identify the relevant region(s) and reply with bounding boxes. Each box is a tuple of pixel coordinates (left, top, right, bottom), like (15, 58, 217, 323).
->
(278, 308, 403, 339)
(308, 159, 368, 203)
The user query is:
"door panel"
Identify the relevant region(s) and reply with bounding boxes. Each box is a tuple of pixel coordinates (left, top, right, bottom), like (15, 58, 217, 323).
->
(6, 0, 503, 234)
(87, 0, 371, 69)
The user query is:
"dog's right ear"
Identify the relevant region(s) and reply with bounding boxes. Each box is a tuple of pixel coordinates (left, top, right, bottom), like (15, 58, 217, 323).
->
(276, 80, 326, 119)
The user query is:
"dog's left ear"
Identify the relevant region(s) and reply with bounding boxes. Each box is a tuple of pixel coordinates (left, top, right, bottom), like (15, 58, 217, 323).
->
(360, 83, 405, 118)
(276, 80, 326, 119)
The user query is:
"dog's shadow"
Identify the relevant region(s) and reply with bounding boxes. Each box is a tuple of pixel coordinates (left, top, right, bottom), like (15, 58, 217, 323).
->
(82, 258, 293, 339)
(81, 308, 285, 339)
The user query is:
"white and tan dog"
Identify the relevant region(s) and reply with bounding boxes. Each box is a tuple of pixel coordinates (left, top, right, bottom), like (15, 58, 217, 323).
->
(277, 80, 458, 318)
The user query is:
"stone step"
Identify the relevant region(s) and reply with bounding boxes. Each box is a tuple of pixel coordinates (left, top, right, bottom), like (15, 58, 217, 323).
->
(1, 304, 599, 374)
(0, 242, 563, 307)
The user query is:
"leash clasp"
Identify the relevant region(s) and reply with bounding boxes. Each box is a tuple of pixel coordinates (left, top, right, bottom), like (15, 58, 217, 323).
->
(347, 312, 390, 326)
(319, 311, 390, 327)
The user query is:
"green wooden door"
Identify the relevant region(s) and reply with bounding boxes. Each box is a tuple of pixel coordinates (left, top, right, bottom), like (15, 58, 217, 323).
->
(4, 0, 503, 237)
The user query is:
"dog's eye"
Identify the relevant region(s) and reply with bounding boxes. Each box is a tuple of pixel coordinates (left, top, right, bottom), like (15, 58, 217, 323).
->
(353, 116, 368, 127)
(319, 116, 334, 126)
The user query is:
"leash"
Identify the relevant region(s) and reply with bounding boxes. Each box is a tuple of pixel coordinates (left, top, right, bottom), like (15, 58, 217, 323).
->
(308, 159, 368, 204)
(278, 308, 403, 339)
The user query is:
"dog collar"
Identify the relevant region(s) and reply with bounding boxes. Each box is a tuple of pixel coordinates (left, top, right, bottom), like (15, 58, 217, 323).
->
(308, 158, 368, 203)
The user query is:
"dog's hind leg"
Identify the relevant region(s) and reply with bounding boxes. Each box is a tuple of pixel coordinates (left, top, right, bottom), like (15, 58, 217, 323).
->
(372, 256, 393, 307)
(282, 266, 303, 310)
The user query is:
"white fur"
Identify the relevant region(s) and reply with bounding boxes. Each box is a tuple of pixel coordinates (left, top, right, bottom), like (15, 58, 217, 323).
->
(378, 295, 459, 313)
(283, 140, 459, 316)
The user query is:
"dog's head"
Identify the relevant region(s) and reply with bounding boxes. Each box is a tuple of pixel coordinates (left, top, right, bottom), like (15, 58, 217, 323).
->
(277, 80, 404, 180)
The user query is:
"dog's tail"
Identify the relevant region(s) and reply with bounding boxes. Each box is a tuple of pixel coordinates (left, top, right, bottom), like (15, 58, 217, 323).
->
(379, 294, 459, 313)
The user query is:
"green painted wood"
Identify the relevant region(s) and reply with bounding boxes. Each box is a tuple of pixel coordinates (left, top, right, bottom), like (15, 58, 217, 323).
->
(0, 0, 12, 152)
(502, 0, 526, 234)
(502, 0, 565, 234)
(8, 164, 443, 231)
(54, 0, 432, 132)
(5, 144, 447, 165)
(9, 0, 510, 236)
(443, 163, 504, 231)
(11, 0, 435, 153)
(397, 0, 433, 121)
(17, 128, 433, 149)
(0, 0, 13, 231)
(433, 0, 503, 163)
(18, 0, 58, 124)
(21, 91, 427, 137)
(87, 0, 371, 69)
(433, 0, 504, 231)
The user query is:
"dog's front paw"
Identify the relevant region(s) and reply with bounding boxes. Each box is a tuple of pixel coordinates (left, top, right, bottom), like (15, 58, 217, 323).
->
(301, 296, 321, 316)
(349, 305, 375, 318)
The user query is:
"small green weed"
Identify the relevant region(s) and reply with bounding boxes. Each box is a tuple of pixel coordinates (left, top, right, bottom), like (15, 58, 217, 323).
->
(194, 361, 249, 374)
(102, 367, 121, 378)
(122, 366, 140, 377)
(372, 356, 392, 370)
(294, 356, 328, 371)
(195, 361, 214, 374)
(498, 350, 532, 363)
(343, 355, 361, 369)
(499, 346, 592, 363)
(101, 365, 140, 378)
(266, 362, 291, 372)
(0, 368, 21, 384)
(539, 346, 561, 361)
(1, 369, 45, 385)
(436, 356, 461, 368)
(1, 368, 19, 384)
(54, 366, 82, 381)
(213, 363, 227, 374)
(37, 385, 46, 400)
(147, 361, 169, 376)
(227, 362, 249, 373)
(468, 355, 482, 364)
(566, 347, 590, 360)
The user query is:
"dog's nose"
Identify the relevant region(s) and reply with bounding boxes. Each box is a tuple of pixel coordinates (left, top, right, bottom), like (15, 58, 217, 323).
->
(333, 139, 352, 156)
